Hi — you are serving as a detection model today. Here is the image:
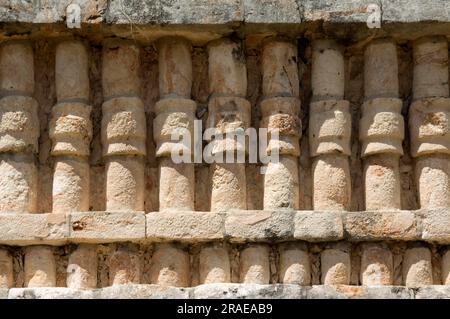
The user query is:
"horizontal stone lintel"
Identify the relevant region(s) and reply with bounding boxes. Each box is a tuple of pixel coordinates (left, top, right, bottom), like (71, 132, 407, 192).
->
(0, 209, 449, 245)
(1, 0, 449, 25)
(1, 1, 450, 46)
(4, 284, 450, 299)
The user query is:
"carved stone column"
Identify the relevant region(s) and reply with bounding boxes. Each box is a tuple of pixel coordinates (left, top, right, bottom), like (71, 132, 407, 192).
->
(0, 249, 13, 288)
(67, 245, 98, 289)
(361, 39, 403, 210)
(102, 40, 146, 211)
(410, 36, 450, 208)
(403, 246, 433, 287)
(154, 37, 196, 212)
(310, 39, 351, 210)
(0, 41, 39, 213)
(50, 41, 92, 213)
(207, 39, 250, 212)
(260, 39, 300, 210)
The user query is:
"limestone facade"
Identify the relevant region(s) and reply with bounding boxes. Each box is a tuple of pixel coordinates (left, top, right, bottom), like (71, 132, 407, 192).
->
(1, 0, 450, 299)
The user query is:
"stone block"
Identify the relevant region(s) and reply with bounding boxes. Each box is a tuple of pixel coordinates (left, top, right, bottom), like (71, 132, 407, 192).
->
(8, 288, 95, 299)
(0, 213, 68, 245)
(98, 284, 190, 299)
(225, 210, 293, 242)
(343, 211, 419, 241)
(421, 209, 450, 244)
(68, 211, 145, 243)
(294, 211, 344, 241)
(146, 211, 223, 242)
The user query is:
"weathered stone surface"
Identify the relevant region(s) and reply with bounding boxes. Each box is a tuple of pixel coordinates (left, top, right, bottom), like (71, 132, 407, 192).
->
(308, 285, 414, 299)
(303, 0, 379, 23)
(146, 212, 223, 241)
(0, 249, 13, 288)
(69, 212, 145, 243)
(106, 0, 243, 25)
(381, 0, 450, 23)
(421, 209, 450, 244)
(67, 245, 98, 289)
(321, 248, 351, 285)
(109, 247, 141, 286)
(150, 244, 190, 287)
(225, 210, 293, 242)
(199, 245, 230, 284)
(240, 245, 270, 284)
(146, 211, 223, 242)
(244, 0, 301, 23)
(98, 284, 190, 299)
(415, 286, 450, 299)
(279, 244, 310, 285)
(24, 246, 56, 288)
(311, 155, 351, 211)
(3, 284, 436, 299)
(8, 288, 95, 299)
(360, 244, 393, 286)
(193, 283, 308, 299)
(0, 0, 107, 24)
(1, 0, 450, 26)
(0, 213, 68, 246)
(294, 211, 344, 241)
(343, 211, 419, 241)
(403, 247, 433, 287)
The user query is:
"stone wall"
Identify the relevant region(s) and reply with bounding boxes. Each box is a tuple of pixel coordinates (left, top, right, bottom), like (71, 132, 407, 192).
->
(0, 0, 450, 299)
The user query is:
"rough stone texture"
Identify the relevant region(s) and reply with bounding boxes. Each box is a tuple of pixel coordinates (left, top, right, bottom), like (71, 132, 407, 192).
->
(244, 0, 301, 24)
(1, 0, 450, 27)
(421, 209, 450, 244)
(307, 285, 414, 299)
(239, 245, 270, 284)
(8, 287, 95, 299)
(225, 210, 293, 242)
(69, 212, 145, 243)
(98, 284, 190, 299)
(2, 0, 450, 300)
(343, 211, 419, 241)
(193, 283, 308, 299)
(403, 247, 433, 287)
(303, 0, 379, 24)
(146, 211, 223, 242)
(415, 286, 450, 299)
(108, 247, 141, 286)
(11, 284, 450, 299)
(24, 246, 57, 288)
(199, 245, 231, 284)
(3, 210, 450, 245)
(361, 39, 403, 212)
(150, 244, 190, 287)
(321, 248, 351, 285)
(279, 244, 311, 285)
(155, 38, 196, 212)
(0, 249, 13, 288)
(0, 213, 68, 246)
(294, 211, 343, 241)
(360, 244, 393, 286)
(311, 155, 351, 210)
(67, 245, 98, 289)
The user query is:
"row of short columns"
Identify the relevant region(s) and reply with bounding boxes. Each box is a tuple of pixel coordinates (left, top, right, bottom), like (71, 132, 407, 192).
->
(1, 36, 449, 212)
(309, 35, 450, 211)
(1, 244, 449, 288)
